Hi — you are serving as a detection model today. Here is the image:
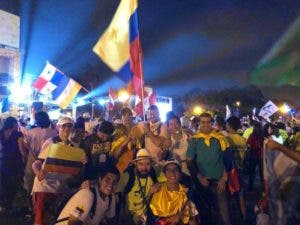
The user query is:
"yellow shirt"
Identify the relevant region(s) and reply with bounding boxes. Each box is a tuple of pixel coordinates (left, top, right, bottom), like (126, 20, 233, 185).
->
(150, 183, 190, 224)
(192, 130, 229, 151)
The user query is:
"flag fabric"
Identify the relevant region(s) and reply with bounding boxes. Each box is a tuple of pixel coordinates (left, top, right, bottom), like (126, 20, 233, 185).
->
(222, 147, 241, 194)
(33, 63, 64, 95)
(93, 0, 144, 113)
(108, 87, 117, 111)
(259, 100, 279, 119)
(109, 87, 118, 100)
(51, 75, 82, 109)
(263, 146, 299, 224)
(43, 143, 85, 175)
(225, 105, 231, 120)
(143, 86, 157, 112)
(33, 63, 82, 109)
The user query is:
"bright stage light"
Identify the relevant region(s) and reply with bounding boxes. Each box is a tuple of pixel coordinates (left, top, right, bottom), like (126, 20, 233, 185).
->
(98, 98, 109, 105)
(192, 105, 203, 115)
(279, 103, 290, 114)
(9, 83, 32, 104)
(118, 89, 130, 102)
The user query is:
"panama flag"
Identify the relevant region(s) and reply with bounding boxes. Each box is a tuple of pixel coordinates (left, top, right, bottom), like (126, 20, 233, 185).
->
(51, 74, 82, 109)
(93, 0, 144, 113)
(33, 63, 64, 95)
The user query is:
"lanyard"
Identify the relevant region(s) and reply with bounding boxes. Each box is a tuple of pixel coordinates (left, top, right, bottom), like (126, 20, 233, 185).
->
(137, 176, 149, 205)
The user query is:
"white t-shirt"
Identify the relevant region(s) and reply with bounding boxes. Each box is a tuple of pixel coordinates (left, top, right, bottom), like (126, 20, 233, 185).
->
(137, 122, 169, 162)
(56, 188, 115, 225)
(170, 132, 190, 175)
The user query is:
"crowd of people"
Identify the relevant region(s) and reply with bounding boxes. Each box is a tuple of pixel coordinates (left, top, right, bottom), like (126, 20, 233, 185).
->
(0, 104, 299, 225)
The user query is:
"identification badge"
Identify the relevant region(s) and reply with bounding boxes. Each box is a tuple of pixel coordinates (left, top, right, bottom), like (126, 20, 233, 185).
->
(92, 144, 101, 154)
(99, 154, 106, 163)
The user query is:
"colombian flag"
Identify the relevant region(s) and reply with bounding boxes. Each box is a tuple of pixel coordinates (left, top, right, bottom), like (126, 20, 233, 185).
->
(43, 144, 85, 175)
(93, 0, 144, 112)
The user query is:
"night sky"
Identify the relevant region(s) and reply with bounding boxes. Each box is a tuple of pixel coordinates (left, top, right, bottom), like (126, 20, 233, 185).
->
(1, 0, 300, 99)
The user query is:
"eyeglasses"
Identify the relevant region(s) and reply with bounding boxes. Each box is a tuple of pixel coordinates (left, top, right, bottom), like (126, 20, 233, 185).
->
(61, 123, 73, 129)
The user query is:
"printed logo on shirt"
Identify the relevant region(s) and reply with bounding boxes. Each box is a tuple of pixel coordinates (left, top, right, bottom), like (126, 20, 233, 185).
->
(74, 206, 85, 218)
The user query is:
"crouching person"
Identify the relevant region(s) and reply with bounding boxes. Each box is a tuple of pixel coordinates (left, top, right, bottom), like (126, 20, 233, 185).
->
(148, 158, 199, 225)
(55, 166, 120, 225)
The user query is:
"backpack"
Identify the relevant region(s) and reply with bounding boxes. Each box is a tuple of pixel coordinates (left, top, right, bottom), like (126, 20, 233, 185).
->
(49, 187, 112, 225)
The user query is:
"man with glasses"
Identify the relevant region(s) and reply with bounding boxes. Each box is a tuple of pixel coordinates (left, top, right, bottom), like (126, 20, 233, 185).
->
(187, 113, 231, 225)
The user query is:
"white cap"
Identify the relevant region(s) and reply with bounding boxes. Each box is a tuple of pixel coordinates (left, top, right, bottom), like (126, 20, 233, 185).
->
(57, 116, 74, 126)
(164, 158, 181, 169)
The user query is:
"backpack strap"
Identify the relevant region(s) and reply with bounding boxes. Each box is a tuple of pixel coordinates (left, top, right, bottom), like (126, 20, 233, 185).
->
(105, 194, 113, 213)
(149, 167, 158, 183)
(89, 187, 97, 219)
(123, 165, 136, 194)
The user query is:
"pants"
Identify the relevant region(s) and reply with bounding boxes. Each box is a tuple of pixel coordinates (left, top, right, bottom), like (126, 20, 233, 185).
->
(195, 181, 231, 225)
(248, 158, 263, 190)
(33, 192, 59, 225)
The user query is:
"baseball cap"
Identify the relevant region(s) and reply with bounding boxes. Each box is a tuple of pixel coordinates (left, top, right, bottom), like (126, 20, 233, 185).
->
(57, 116, 74, 126)
(163, 158, 181, 169)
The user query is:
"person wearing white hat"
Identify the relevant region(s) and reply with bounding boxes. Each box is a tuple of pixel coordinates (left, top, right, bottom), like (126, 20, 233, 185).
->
(116, 148, 164, 225)
(31, 116, 87, 225)
(148, 158, 199, 225)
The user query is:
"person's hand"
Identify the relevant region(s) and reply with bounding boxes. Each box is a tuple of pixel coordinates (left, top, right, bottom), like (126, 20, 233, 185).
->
(217, 178, 226, 193)
(167, 214, 180, 224)
(148, 183, 162, 196)
(264, 138, 282, 151)
(144, 123, 151, 135)
(80, 155, 88, 164)
(37, 170, 46, 181)
(197, 174, 209, 187)
(80, 180, 91, 189)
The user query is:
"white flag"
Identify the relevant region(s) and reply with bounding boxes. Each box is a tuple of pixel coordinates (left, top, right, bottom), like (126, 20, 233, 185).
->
(259, 100, 278, 118)
(225, 105, 232, 120)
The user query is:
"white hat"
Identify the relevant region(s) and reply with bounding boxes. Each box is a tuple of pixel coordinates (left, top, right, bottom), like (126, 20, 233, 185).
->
(133, 148, 152, 162)
(163, 158, 181, 169)
(57, 116, 74, 126)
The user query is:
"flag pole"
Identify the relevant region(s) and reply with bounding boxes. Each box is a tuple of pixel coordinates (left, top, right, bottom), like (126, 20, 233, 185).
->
(139, 51, 146, 122)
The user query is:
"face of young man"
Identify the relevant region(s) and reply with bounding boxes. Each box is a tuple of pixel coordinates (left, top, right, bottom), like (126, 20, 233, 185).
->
(59, 123, 73, 141)
(99, 172, 119, 196)
(199, 116, 213, 134)
(135, 158, 152, 178)
(168, 118, 181, 134)
(97, 131, 110, 141)
(148, 109, 160, 123)
(165, 163, 181, 185)
(71, 128, 85, 142)
(122, 112, 132, 125)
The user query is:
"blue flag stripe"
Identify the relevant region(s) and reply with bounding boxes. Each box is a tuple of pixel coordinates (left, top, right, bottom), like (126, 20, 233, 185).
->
(52, 75, 70, 100)
(50, 71, 65, 86)
(116, 61, 132, 83)
(129, 9, 139, 43)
